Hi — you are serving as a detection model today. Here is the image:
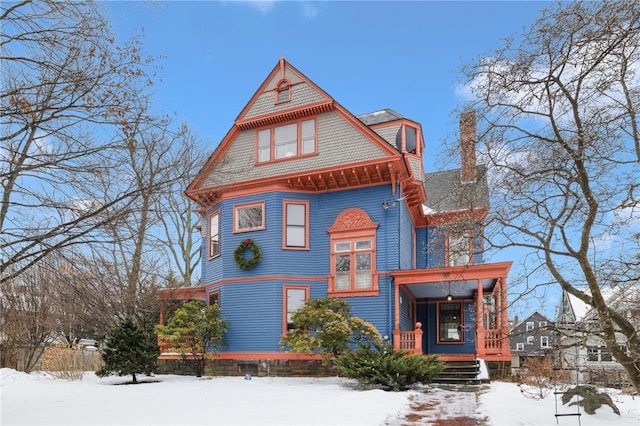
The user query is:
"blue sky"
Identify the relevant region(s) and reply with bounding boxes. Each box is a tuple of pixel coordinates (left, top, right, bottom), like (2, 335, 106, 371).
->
(106, 0, 555, 317)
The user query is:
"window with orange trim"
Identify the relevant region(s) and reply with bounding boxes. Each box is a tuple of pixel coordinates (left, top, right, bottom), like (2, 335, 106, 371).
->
(334, 239, 373, 291)
(447, 229, 473, 266)
(234, 202, 264, 233)
(284, 201, 308, 249)
(438, 302, 463, 343)
(283, 286, 308, 333)
(256, 119, 316, 163)
(275, 80, 291, 104)
(208, 211, 220, 258)
(328, 209, 378, 297)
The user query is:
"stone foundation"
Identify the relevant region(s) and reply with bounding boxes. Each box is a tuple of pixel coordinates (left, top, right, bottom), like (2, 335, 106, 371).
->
(158, 358, 337, 377)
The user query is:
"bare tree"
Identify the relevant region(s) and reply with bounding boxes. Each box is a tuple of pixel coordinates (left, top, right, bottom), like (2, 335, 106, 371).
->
(456, 1, 640, 390)
(0, 259, 58, 372)
(0, 0, 158, 284)
(155, 131, 205, 288)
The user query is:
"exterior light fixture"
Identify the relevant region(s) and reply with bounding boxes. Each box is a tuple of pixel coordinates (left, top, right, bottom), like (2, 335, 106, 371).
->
(446, 281, 453, 301)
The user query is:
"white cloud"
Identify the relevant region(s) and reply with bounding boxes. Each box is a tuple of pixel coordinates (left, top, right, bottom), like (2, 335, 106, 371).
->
(227, 0, 319, 18)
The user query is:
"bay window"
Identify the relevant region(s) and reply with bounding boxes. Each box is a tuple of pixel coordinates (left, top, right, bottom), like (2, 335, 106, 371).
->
(234, 202, 264, 232)
(208, 211, 220, 258)
(284, 201, 308, 248)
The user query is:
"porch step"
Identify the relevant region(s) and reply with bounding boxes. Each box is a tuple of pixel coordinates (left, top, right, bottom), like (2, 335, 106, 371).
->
(433, 360, 485, 385)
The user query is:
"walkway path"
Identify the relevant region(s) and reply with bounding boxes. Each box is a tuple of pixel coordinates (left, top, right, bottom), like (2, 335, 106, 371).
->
(389, 384, 491, 426)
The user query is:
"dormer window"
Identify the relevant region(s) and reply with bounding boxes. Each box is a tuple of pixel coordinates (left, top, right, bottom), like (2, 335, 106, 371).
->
(275, 79, 291, 104)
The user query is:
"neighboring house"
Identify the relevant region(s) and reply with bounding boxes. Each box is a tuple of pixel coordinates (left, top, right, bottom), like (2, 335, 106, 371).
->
(555, 283, 639, 388)
(509, 312, 554, 370)
(159, 59, 512, 375)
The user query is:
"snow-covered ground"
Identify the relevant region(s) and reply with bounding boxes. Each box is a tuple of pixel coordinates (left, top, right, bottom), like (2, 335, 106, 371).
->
(0, 368, 637, 425)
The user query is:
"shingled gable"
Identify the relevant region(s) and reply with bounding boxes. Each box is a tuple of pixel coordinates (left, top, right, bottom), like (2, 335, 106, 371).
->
(186, 58, 405, 207)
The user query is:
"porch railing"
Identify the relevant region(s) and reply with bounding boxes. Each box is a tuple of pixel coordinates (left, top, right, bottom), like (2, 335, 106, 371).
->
(484, 329, 502, 354)
(158, 335, 194, 353)
(393, 322, 423, 355)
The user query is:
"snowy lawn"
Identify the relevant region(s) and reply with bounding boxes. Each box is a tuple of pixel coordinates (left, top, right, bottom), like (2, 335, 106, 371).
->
(1, 368, 638, 425)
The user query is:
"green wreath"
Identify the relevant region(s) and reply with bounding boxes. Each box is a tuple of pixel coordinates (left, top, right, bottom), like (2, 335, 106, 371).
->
(234, 238, 261, 270)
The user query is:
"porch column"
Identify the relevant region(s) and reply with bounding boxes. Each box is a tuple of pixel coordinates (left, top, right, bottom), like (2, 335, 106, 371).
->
(475, 279, 485, 357)
(393, 281, 401, 350)
(500, 277, 509, 353)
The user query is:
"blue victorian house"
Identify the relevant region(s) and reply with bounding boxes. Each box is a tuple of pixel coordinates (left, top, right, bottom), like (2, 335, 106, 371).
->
(159, 59, 512, 375)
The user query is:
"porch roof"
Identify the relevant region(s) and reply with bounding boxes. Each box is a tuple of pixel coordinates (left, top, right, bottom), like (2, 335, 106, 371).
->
(391, 262, 511, 299)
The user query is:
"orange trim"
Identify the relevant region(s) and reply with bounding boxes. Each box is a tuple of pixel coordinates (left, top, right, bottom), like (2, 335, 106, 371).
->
(208, 290, 220, 306)
(392, 262, 512, 284)
(282, 200, 310, 250)
(159, 286, 206, 301)
(328, 289, 379, 298)
(282, 285, 309, 334)
(327, 209, 379, 296)
(159, 352, 325, 361)
(232, 201, 265, 233)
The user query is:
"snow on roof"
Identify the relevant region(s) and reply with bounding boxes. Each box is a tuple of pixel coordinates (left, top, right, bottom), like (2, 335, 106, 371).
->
(567, 293, 590, 321)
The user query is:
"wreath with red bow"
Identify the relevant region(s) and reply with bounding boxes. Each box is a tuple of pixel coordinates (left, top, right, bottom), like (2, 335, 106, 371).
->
(233, 238, 261, 270)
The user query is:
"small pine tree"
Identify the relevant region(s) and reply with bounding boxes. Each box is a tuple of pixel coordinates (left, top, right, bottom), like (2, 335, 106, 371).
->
(336, 341, 445, 391)
(96, 317, 160, 384)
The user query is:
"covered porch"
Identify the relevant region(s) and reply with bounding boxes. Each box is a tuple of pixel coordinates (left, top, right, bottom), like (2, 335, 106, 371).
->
(391, 262, 512, 362)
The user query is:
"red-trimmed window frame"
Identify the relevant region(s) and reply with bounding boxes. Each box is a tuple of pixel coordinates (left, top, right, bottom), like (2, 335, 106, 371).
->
(328, 228, 378, 297)
(255, 118, 317, 164)
(282, 200, 309, 250)
(282, 285, 309, 334)
(233, 201, 265, 233)
(437, 301, 465, 344)
(446, 229, 474, 267)
(208, 290, 220, 307)
(275, 79, 291, 104)
(208, 210, 220, 259)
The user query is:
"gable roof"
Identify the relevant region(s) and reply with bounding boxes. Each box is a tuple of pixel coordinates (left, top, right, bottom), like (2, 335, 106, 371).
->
(556, 282, 639, 324)
(186, 59, 421, 208)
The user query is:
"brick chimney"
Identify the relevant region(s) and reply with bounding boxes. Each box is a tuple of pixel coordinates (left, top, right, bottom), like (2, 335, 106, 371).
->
(460, 110, 477, 183)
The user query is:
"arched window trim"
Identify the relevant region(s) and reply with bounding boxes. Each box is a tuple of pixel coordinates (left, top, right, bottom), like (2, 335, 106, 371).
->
(275, 78, 291, 104)
(327, 208, 379, 297)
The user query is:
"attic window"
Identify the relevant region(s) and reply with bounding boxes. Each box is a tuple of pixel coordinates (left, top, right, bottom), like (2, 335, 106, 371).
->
(256, 119, 316, 163)
(275, 80, 291, 104)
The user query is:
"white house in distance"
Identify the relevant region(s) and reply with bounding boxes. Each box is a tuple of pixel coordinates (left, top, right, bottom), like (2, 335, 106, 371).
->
(554, 283, 638, 388)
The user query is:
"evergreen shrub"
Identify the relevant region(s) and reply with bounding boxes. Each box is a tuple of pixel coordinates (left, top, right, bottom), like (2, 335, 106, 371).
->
(336, 341, 445, 391)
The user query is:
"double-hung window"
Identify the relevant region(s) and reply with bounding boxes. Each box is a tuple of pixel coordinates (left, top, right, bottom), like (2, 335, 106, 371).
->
(208, 211, 220, 258)
(284, 201, 308, 249)
(448, 230, 473, 266)
(516, 342, 524, 351)
(283, 286, 308, 333)
(234, 202, 264, 233)
(540, 336, 549, 348)
(256, 119, 316, 163)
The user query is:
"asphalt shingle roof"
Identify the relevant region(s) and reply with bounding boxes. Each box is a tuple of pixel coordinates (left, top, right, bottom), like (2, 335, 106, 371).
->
(423, 165, 489, 213)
